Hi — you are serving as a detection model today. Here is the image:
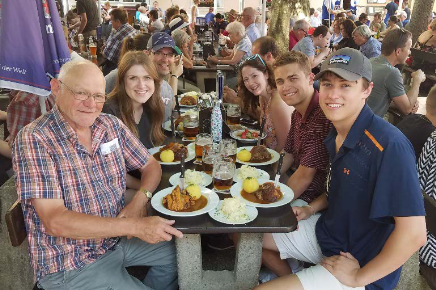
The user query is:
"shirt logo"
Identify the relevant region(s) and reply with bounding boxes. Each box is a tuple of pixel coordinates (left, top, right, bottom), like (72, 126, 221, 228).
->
(329, 55, 351, 65)
(343, 167, 350, 175)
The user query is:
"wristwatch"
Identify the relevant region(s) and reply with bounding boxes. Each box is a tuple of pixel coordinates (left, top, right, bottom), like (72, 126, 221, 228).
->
(140, 189, 152, 202)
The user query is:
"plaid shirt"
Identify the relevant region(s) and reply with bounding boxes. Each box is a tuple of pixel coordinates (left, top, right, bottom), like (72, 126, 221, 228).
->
(12, 105, 150, 281)
(7, 90, 55, 145)
(103, 23, 137, 63)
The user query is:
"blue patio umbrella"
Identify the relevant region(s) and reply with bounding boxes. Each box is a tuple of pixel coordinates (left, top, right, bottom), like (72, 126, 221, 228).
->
(0, 0, 71, 97)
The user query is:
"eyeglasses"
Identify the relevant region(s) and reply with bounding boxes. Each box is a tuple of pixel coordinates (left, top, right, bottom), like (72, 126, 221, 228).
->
(153, 51, 175, 58)
(245, 54, 266, 66)
(299, 28, 308, 37)
(59, 80, 106, 103)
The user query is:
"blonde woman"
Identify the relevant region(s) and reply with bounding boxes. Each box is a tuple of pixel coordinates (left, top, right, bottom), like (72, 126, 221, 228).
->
(191, 0, 200, 29)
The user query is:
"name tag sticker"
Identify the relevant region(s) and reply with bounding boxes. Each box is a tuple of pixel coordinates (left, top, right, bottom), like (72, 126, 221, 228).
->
(100, 138, 120, 155)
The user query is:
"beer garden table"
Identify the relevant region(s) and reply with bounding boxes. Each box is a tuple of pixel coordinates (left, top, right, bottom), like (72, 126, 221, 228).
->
(151, 132, 298, 290)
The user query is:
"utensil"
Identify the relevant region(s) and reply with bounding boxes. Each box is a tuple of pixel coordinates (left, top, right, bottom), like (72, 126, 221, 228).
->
(275, 152, 285, 187)
(179, 155, 185, 190)
(170, 114, 176, 138)
(257, 116, 266, 146)
(175, 94, 181, 115)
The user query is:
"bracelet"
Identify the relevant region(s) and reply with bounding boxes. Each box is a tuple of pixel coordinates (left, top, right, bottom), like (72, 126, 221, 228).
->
(304, 204, 315, 215)
(218, 59, 221, 65)
(171, 74, 178, 79)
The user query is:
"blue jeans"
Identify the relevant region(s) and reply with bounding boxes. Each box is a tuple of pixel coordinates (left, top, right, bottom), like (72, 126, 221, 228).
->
(37, 237, 178, 290)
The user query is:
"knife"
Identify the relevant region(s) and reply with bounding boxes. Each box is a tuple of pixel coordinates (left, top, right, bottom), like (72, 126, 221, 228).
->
(257, 116, 267, 146)
(275, 152, 285, 187)
(179, 154, 186, 191)
(170, 113, 176, 138)
(175, 94, 181, 115)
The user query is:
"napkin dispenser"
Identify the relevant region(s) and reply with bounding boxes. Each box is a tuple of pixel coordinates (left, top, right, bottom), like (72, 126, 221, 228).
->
(203, 43, 215, 60)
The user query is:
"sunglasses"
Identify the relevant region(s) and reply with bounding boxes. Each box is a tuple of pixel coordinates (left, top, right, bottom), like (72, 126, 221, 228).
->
(245, 54, 266, 66)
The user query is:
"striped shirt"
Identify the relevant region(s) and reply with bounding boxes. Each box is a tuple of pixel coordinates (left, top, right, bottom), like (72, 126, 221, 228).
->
(284, 91, 332, 203)
(12, 105, 150, 281)
(103, 23, 137, 63)
(418, 130, 436, 269)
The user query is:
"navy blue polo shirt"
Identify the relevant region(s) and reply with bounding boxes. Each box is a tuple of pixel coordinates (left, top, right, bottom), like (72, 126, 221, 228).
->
(315, 105, 425, 290)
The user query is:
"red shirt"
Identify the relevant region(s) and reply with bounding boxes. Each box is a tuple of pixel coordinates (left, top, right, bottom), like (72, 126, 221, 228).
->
(284, 91, 332, 203)
(289, 30, 299, 50)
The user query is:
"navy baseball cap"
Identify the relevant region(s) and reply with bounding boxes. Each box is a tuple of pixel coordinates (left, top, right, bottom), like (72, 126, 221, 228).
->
(147, 32, 180, 55)
(314, 48, 372, 82)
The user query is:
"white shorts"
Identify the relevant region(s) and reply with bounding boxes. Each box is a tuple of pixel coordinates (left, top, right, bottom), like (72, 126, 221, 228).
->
(272, 200, 364, 290)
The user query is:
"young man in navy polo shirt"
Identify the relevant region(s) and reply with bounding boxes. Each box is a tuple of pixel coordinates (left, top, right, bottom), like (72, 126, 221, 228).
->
(255, 48, 427, 290)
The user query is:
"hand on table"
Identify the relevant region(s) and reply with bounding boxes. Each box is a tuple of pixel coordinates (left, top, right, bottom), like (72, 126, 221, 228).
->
(321, 251, 362, 288)
(134, 216, 183, 244)
(411, 99, 419, 114)
(208, 55, 219, 63)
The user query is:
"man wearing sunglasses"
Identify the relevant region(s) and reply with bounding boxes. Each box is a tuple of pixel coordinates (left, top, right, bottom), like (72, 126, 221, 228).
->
(292, 25, 332, 69)
(367, 28, 426, 117)
(13, 60, 182, 290)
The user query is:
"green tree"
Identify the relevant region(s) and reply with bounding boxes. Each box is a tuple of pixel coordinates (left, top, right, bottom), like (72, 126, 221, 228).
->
(268, 0, 310, 52)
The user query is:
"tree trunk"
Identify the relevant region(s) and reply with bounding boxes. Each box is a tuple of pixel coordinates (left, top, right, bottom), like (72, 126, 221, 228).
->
(409, 0, 435, 44)
(268, 0, 310, 53)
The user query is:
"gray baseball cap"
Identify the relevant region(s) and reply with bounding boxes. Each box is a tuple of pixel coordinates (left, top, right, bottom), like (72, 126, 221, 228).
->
(314, 48, 372, 82)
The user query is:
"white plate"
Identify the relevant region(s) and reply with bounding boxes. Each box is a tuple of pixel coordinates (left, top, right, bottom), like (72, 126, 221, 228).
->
(208, 200, 258, 225)
(151, 186, 219, 217)
(178, 94, 198, 108)
(230, 181, 294, 208)
(169, 171, 213, 187)
(234, 168, 270, 183)
(230, 129, 266, 143)
(148, 143, 195, 165)
(236, 146, 280, 166)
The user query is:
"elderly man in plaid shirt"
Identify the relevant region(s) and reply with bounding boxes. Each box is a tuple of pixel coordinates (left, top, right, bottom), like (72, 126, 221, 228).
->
(102, 8, 137, 75)
(12, 59, 182, 290)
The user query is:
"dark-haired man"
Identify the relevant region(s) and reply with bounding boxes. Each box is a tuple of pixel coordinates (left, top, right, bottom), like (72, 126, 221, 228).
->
(214, 13, 228, 35)
(292, 25, 331, 69)
(76, 0, 100, 40)
(256, 48, 426, 290)
(102, 8, 137, 75)
(252, 36, 279, 66)
(367, 28, 426, 117)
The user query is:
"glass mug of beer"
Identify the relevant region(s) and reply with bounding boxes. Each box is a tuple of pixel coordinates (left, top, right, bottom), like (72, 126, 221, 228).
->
(183, 114, 199, 138)
(89, 44, 97, 56)
(195, 133, 213, 164)
(213, 157, 235, 193)
(220, 138, 237, 163)
(202, 145, 220, 175)
(226, 103, 241, 125)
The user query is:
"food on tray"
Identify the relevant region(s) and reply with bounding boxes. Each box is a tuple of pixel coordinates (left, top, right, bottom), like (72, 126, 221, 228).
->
(186, 184, 201, 200)
(237, 149, 252, 162)
(219, 198, 249, 222)
(162, 185, 208, 212)
(154, 143, 188, 162)
(237, 129, 259, 139)
(238, 165, 261, 180)
(175, 116, 184, 131)
(160, 149, 175, 162)
(185, 169, 204, 186)
(163, 185, 195, 211)
(249, 145, 272, 163)
(180, 92, 198, 105)
(243, 177, 260, 193)
(242, 181, 283, 204)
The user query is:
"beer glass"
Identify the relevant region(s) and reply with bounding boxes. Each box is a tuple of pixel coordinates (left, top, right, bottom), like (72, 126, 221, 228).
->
(89, 44, 97, 56)
(226, 103, 241, 125)
(195, 133, 213, 164)
(183, 114, 199, 138)
(213, 157, 235, 193)
(202, 145, 220, 175)
(220, 138, 237, 163)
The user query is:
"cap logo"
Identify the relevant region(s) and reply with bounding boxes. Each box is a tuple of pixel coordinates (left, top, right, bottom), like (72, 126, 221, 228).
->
(329, 55, 351, 65)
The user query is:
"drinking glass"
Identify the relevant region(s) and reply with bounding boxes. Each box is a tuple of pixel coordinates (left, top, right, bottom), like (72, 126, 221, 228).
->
(213, 157, 235, 193)
(226, 103, 241, 125)
(195, 133, 213, 164)
(202, 145, 220, 175)
(220, 138, 237, 163)
(183, 114, 199, 138)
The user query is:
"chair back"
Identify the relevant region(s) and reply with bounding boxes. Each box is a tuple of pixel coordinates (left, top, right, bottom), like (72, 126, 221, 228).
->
(424, 191, 436, 236)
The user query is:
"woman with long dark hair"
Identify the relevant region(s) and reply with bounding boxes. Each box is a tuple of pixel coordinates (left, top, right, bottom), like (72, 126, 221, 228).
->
(336, 19, 359, 50)
(237, 56, 292, 152)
